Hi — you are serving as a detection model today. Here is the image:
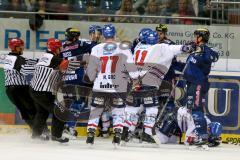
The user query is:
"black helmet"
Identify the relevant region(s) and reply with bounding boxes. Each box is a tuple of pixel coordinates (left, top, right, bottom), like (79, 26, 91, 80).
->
(65, 28, 81, 41)
(156, 24, 168, 33)
(194, 28, 210, 42)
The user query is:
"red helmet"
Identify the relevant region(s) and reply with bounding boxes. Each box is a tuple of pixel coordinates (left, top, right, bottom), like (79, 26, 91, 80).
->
(47, 38, 62, 54)
(8, 38, 24, 51)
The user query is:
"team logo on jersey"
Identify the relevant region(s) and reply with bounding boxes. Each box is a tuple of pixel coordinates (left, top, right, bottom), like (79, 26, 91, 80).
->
(103, 42, 117, 54)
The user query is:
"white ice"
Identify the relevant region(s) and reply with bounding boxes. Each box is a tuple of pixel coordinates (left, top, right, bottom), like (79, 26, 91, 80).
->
(0, 129, 240, 160)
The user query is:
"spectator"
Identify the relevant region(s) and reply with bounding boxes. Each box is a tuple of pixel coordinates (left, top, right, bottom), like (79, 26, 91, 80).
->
(173, 0, 195, 24)
(98, 0, 121, 22)
(191, 0, 208, 17)
(142, 0, 161, 24)
(160, 0, 177, 24)
(7, 0, 27, 11)
(72, 0, 100, 12)
(115, 0, 139, 23)
(0, 0, 8, 10)
(24, 0, 35, 11)
(29, 0, 48, 31)
(79, 1, 100, 21)
(2, 0, 27, 18)
(100, 0, 121, 13)
(48, 0, 73, 20)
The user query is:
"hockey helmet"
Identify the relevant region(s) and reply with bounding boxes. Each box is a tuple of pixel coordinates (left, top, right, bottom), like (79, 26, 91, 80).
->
(102, 24, 116, 39)
(139, 28, 152, 43)
(65, 28, 81, 41)
(194, 28, 210, 43)
(145, 30, 159, 45)
(47, 38, 62, 54)
(156, 24, 168, 33)
(89, 25, 102, 35)
(8, 38, 24, 51)
(208, 122, 222, 138)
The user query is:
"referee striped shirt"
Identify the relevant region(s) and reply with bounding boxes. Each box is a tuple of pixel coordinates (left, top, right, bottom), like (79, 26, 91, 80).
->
(4, 53, 29, 86)
(30, 52, 62, 92)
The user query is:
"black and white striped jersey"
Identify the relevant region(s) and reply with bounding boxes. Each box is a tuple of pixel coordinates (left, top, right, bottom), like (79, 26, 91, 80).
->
(3, 53, 29, 86)
(30, 52, 62, 92)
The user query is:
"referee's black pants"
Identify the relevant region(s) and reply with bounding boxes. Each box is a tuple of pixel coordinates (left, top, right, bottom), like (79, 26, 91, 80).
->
(30, 89, 65, 138)
(5, 85, 36, 127)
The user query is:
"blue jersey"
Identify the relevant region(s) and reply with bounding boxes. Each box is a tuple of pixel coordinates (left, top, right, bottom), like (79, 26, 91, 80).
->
(60, 39, 97, 85)
(183, 44, 219, 86)
(61, 39, 93, 60)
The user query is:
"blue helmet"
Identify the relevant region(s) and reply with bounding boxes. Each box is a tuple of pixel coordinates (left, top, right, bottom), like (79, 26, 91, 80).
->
(139, 28, 152, 43)
(102, 24, 116, 38)
(208, 122, 222, 138)
(89, 25, 102, 35)
(145, 30, 159, 45)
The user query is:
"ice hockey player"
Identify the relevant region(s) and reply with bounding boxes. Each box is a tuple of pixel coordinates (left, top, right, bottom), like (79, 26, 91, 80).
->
(30, 38, 69, 143)
(131, 28, 152, 53)
(177, 28, 219, 146)
(156, 24, 185, 109)
(60, 27, 98, 139)
(122, 30, 194, 144)
(207, 122, 222, 147)
(88, 25, 112, 138)
(153, 24, 185, 144)
(85, 24, 139, 146)
(122, 30, 160, 143)
(88, 25, 102, 44)
(131, 28, 196, 145)
(3, 38, 36, 130)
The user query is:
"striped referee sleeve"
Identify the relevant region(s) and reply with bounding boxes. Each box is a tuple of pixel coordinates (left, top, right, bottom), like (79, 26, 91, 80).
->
(31, 66, 61, 92)
(4, 69, 28, 86)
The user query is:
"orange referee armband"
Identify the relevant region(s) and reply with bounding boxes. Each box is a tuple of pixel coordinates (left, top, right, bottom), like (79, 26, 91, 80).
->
(59, 59, 69, 71)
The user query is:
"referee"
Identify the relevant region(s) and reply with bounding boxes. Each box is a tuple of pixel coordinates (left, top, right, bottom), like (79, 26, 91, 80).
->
(4, 38, 36, 129)
(30, 38, 69, 143)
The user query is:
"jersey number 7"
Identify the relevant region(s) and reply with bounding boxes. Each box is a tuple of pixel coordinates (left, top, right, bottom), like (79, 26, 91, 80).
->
(135, 50, 147, 66)
(100, 56, 119, 73)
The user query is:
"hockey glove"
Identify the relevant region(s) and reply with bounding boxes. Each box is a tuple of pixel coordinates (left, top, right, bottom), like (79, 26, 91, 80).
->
(181, 45, 195, 53)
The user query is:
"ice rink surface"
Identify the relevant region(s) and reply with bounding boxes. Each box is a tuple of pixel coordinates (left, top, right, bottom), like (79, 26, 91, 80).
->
(0, 129, 240, 160)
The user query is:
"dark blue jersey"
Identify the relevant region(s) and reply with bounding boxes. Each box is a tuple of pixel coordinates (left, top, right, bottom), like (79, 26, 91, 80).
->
(60, 39, 93, 60)
(60, 39, 97, 85)
(183, 44, 219, 86)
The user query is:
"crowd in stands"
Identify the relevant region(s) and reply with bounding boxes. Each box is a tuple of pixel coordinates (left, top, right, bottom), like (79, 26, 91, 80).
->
(0, 0, 235, 25)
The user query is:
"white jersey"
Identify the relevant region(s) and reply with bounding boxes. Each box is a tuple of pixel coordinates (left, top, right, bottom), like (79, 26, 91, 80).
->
(139, 43, 183, 87)
(86, 42, 138, 93)
(133, 43, 152, 75)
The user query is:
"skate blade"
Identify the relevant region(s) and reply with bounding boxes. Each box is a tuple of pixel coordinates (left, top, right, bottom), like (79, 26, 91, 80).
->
(188, 145, 209, 151)
(113, 143, 120, 149)
(120, 141, 126, 147)
(152, 135, 161, 147)
(87, 143, 94, 148)
(62, 133, 77, 140)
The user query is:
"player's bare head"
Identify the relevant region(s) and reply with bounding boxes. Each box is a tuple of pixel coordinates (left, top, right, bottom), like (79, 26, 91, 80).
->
(194, 28, 210, 44)
(156, 24, 168, 42)
(102, 24, 116, 41)
(47, 38, 62, 55)
(8, 38, 24, 55)
(89, 25, 102, 42)
(65, 27, 81, 42)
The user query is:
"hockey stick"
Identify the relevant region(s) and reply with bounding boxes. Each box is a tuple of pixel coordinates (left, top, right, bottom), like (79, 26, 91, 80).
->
(151, 62, 189, 146)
